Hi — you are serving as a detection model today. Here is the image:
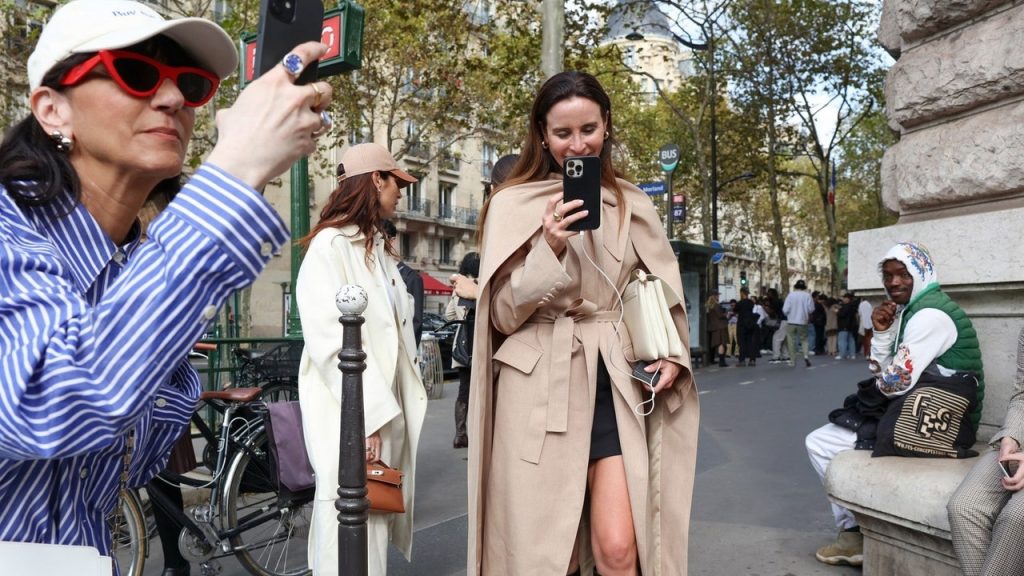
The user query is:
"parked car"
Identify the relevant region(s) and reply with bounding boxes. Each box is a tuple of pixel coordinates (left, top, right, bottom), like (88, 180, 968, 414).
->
(422, 312, 457, 377)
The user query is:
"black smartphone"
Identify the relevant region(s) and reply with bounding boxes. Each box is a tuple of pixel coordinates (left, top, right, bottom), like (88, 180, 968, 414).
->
(254, 0, 325, 85)
(632, 360, 659, 388)
(562, 155, 601, 231)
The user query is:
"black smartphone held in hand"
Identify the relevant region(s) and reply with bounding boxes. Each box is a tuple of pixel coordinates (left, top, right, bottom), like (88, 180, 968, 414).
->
(632, 360, 659, 388)
(254, 0, 324, 85)
(562, 155, 602, 231)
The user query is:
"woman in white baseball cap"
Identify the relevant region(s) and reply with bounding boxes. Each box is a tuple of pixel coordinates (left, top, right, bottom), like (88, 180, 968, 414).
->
(0, 0, 333, 572)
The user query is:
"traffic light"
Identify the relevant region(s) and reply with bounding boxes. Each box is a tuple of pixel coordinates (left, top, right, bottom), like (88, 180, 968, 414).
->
(740, 270, 748, 287)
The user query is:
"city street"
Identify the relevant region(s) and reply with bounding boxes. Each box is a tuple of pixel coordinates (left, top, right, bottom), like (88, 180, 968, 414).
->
(143, 354, 869, 576)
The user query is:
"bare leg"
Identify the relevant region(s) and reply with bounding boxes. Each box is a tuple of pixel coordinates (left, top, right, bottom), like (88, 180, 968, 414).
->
(588, 456, 638, 576)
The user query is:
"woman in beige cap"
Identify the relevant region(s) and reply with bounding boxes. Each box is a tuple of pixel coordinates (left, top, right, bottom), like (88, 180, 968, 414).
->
(0, 0, 333, 573)
(296, 143, 428, 575)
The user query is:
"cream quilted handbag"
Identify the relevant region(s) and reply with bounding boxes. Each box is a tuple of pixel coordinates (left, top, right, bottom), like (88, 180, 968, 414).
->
(620, 269, 684, 361)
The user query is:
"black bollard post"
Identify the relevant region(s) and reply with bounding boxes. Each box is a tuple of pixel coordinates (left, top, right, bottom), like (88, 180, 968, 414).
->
(335, 285, 369, 575)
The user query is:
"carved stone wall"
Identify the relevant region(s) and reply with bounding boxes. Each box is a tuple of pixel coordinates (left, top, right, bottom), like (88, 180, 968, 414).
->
(850, 0, 1024, 438)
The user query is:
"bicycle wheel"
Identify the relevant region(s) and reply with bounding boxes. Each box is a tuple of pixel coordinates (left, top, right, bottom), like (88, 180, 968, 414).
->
(223, 429, 312, 576)
(107, 488, 148, 576)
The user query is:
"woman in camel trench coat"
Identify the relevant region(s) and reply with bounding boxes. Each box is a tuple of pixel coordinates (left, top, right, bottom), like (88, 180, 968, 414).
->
(466, 71, 700, 576)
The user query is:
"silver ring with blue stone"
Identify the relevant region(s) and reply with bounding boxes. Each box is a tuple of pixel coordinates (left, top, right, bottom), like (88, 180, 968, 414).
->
(281, 53, 304, 77)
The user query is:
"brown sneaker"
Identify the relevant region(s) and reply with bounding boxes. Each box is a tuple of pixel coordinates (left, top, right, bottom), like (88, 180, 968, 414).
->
(815, 531, 863, 566)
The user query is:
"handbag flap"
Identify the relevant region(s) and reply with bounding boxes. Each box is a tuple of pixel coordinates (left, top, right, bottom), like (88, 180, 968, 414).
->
(367, 462, 404, 487)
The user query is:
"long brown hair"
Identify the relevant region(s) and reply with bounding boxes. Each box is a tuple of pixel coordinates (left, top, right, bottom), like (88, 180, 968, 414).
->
(299, 171, 397, 267)
(478, 71, 625, 238)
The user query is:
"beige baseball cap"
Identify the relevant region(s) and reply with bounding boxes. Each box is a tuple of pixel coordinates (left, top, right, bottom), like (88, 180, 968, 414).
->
(27, 0, 238, 90)
(339, 143, 418, 188)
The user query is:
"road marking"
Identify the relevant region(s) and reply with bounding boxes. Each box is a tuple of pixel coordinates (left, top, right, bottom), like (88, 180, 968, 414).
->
(698, 390, 713, 395)
(738, 380, 754, 386)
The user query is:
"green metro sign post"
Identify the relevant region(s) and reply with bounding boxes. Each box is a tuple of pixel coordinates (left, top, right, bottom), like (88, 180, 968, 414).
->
(240, 0, 364, 337)
(659, 143, 680, 239)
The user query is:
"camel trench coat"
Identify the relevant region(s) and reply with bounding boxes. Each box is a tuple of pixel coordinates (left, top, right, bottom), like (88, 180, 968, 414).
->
(467, 177, 700, 575)
(296, 225, 427, 574)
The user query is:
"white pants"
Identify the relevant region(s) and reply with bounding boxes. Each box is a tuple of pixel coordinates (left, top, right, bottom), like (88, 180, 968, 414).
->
(806, 423, 858, 530)
(772, 320, 789, 359)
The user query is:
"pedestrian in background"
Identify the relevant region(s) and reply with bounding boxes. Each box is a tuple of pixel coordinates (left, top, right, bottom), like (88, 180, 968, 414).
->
(727, 299, 740, 357)
(783, 280, 815, 367)
(836, 293, 859, 360)
(296, 143, 428, 575)
(0, 0, 329, 564)
(468, 71, 698, 575)
(706, 291, 729, 367)
(736, 287, 759, 366)
(825, 296, 840, 357)
(858, 295, 874, 357)
(382, 218, 424, 345)
(445, 154, 517, 449)
(446, 252, 480, 448)
(812, 292, 828, 355)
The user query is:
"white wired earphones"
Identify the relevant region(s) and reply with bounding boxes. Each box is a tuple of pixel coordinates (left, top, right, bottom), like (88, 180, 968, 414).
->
(577, 230, 661, 416)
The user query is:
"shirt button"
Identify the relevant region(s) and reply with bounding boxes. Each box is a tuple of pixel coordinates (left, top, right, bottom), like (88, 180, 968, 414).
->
(112, 251, 125, 264)
(79, 467, 89, 479)
(202, 306, 217, 320)
(155, 398, 168, 408)
(260, 242, 273, 257)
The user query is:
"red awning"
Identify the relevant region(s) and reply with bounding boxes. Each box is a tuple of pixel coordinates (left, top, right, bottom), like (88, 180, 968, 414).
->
(420, 271, 453, 295)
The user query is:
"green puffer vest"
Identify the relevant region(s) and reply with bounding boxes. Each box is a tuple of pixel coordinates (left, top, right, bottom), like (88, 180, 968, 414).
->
(898, 284, 985, 431)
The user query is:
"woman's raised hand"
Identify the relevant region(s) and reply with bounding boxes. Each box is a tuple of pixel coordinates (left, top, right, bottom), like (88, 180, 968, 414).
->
(542, 193, 587, 256)
(208, 41, 334, 190)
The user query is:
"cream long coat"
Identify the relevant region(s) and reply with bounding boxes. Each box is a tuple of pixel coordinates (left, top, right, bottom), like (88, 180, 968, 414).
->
(467, 177, 700, 575)
(296, 225, 427, 575)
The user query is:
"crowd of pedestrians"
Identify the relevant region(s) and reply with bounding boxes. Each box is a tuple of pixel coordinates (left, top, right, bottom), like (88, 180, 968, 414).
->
(709, 282, 876, 369)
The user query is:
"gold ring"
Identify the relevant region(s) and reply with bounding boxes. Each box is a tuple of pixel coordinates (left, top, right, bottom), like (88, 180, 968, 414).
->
(310, 83, 323, 110)
(553, 211, 562, 222)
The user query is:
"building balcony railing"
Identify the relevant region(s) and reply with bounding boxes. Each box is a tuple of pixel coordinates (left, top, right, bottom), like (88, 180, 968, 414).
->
(398, 200, 478, 227)
(406, 141, 430, 161)
(439, 153, 459, 173)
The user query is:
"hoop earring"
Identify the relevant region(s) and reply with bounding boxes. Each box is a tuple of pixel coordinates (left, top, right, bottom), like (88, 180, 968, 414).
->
(50, 130, 73, 153)
(541, 141, 548, 149)
(604, 131, 609, 140)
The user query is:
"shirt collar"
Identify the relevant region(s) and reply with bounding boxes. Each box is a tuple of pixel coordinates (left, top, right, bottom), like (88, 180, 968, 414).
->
(29, 193, 142, 294)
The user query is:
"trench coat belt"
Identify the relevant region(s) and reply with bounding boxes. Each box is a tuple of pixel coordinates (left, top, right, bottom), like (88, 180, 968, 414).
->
(520, 310, 622, 463)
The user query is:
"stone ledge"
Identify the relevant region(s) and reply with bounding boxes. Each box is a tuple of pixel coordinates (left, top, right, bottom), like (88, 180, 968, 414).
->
(825, 448, 978, 535)
(891, 0, 1010, 44)
(887, 3, 1024, 129)
(825, 449, 981, 575)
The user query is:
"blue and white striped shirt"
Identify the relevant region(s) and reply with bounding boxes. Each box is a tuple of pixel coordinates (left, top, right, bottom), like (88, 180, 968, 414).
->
(0, 164, 289, 558)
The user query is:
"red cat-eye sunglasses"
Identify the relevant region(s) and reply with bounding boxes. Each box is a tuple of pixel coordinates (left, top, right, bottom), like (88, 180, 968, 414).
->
(60, 50, 220, 107)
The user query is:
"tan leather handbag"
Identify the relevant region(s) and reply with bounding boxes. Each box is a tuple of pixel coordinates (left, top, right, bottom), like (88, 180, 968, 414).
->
(367, 461, 405, 513)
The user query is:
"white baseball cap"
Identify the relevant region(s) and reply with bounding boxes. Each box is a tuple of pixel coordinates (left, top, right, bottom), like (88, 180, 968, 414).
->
(27, 0, 238, 91)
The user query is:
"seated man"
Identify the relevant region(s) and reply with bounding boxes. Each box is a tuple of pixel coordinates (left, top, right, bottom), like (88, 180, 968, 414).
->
(805, 242, 984, 567)
(947, 326, 1024, 576)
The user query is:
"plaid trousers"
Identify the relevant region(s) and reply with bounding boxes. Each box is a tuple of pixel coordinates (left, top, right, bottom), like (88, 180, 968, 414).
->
(947, 449, 1024, 576)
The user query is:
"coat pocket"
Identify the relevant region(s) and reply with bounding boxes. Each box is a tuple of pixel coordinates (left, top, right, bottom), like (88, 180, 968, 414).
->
(493, 336, 543, 375)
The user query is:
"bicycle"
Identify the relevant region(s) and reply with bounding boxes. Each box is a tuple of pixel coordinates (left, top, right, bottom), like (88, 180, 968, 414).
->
(107, 386, 313, 576)
(232, 341, 303, 398)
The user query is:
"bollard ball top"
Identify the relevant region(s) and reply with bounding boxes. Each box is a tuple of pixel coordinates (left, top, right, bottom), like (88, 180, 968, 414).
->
(335, 285, 368, 315)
